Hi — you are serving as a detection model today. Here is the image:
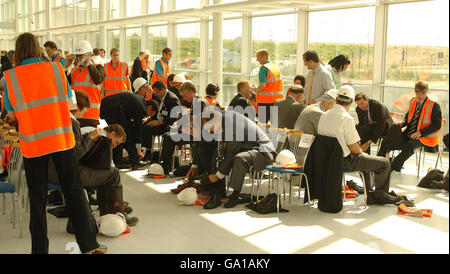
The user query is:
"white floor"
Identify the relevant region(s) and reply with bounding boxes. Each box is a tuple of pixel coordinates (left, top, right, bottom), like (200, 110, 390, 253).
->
(1, 150, 448, 254)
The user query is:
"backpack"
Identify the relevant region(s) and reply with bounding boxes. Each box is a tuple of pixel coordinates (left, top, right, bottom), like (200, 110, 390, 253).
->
(418, 169, 445, 188)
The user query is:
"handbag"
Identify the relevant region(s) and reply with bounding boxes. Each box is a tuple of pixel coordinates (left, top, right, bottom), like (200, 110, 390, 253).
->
(81, 136, 113, 170)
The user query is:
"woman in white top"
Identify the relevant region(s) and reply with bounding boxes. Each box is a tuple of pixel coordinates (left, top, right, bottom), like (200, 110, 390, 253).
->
(326, 54, 351, 89)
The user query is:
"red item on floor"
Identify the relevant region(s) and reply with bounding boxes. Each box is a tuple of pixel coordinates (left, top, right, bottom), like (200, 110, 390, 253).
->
(121, 226, 131, 235)
(397, 203, 433, 218)
(343, 185, 357, 199)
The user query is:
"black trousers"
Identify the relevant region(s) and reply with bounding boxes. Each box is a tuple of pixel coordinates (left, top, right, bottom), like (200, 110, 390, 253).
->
(378, 132, 424, 171)
(142, 124, 168, 150)
(191, 141, 217, 175)
(103, 110, 140, 166)
(257, 103, 274, 124)
(23, 148, 99, 254)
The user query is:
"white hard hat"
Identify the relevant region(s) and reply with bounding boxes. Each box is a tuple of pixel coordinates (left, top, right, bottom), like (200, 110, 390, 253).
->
(337, 85, 355, 102)
(173, 74, 186, 83)
(148, 163, 165, 175)
(143, 50, 150, 56)
(322, 89, 338, 101)
(274, 149, 297, 168)
(97, 213, 127, 237)
(177, 187, 198, 206)
(133, 77, 148, 92)
(74, 40, 93, 55)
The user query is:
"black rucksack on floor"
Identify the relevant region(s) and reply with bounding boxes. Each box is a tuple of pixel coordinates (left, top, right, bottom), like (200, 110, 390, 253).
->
(418, 169, 445, 188)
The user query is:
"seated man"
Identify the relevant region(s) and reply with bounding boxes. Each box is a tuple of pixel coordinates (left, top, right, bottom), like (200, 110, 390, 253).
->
(228, 80, 257, 122)
(294, 89, 337, 135)
(199, 110, 277, 209)
(318, 85, 402, 205)
(274, 85, 305, 129)
(142, 80, 180, 171)
(355, 92, 393, 155)
(49, 90, 138, 225)
(378, 81, 442, 171)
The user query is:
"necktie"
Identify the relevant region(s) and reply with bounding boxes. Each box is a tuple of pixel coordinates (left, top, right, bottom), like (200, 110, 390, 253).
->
(305, 70, 315, 105)
(361, 110, 369, 125)
(407, 102, 422, 137)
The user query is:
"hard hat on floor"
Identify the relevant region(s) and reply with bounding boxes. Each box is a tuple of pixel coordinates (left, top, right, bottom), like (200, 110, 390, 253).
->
(177, 187, 198, 206)
(97, 213, 128, 237)
(148, 163, 165, 176)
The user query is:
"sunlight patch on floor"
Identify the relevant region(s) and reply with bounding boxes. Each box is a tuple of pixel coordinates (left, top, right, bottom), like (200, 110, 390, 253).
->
(415, 198, 449, 218)
(200, 211, 281, 237)
(362, 216, 449, 254)
(333, 218, 366, 226)
(312, 238, 383, 254)
(244, 224, 334, 254)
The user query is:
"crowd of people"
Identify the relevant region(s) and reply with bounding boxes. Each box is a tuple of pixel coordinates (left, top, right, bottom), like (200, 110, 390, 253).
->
(0, 32, 447, 254)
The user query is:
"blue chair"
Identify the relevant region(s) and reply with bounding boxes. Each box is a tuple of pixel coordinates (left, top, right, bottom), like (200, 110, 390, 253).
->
(263, 132, 314, 215)
(0, 141, 24, 238)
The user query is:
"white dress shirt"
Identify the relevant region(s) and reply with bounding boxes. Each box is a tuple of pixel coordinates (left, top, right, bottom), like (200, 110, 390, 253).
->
(318, 104, 361, 157)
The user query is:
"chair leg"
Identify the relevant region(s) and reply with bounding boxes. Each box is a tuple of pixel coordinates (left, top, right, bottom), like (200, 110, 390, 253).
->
(417, 148, 422, 177)
(10, 193, 15, 227)
(342, 175, 347, 203)
(276, 172, 280, 217)
(288, 173, 292, 203)
(14, 193, 23, 238)
(2, 193, 5, 215)
(359, 172, 368, 208)
(303, 174, 312, 208)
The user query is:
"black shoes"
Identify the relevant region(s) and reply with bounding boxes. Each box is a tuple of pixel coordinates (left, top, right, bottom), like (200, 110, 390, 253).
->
(131, 161, 147, 170)
(346, 180, 365, 194)
(373, 191, 403, 205)
(116, 163, 131, 169)
(123, 212, 139, 226)
(224, 197, 240, 208)
(84, 245, 108, 254)
(203, 193, 222, 210)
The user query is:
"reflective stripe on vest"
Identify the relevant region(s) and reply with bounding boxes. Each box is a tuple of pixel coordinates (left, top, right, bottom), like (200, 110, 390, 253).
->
(256, 62, 283, 103)
(204, 96, 217, 107)
(144, 89, 153, 101)
(406, 97, 440, 146)
(4, 62, 75, 158)
(103, 62, 130, 97)
(71, 66, 101, 120)
(54, 54, 65, 65)
(151, 58, 170, 85)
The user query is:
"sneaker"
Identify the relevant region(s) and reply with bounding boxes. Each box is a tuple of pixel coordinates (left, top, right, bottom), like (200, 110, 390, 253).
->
(374, 191, 402, 205)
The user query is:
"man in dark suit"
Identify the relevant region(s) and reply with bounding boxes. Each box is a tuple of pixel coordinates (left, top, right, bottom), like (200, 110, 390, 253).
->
(100, 92, 149, 170)
(130, 52, 146, 90)
(274, 85, 306, 129)
(141, 80, 181, 168)
(355, 92, 393, 155)
(228, 80, 256, 121)
(378, 81, 442, 172)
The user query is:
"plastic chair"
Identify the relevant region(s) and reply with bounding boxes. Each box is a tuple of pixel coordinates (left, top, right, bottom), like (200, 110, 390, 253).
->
(264, 132, 314, 215)
(416, 119, 446, 177)
(0, 141, 24, 238)
(342, 170, 368, 209)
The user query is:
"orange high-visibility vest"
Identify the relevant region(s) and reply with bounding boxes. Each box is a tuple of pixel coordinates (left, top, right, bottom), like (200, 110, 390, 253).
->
(53, 54, 65, 65)
(103, 62, 130, 97)
(4, 62, 75, 158)
(144, 89, 154, 101)
(406, 97, 440, 147)
(257, 62, 283, 103)
(204, 96, 218, 107)
(70, 66, 102, 120)
(151, 58, 170, 86)
(141, 58, 150, 71)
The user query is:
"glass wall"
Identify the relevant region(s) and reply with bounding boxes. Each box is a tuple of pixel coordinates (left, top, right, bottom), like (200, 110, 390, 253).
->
(149, 0, 165, 13)
(126, 27, 141, 63)
(176, 23, 201, 71)
(386, 0, 449, 89)
(66, 0, 74, 26)
(176, 0, 200, 10)
(127, 0, 141, 17)
(148, 25, 168, 63)
(309, 7, 375, 84)
(252, 13, 298, 93)
(91, 0, 99, 22)
(76, 0, 86, 24)
(108, 0, 120, 19)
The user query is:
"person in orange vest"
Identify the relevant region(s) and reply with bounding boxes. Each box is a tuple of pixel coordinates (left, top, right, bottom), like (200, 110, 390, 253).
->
(43, 41, 66, 68)
(3, 33, 106, 254)
(101, 48, 131, 98)
(204, 83, 223, 110)
(151, 47, 172, 86)
(66, 40, 104, 127)
(379, 81, 443, 172)
(254, 49, 283, 124)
